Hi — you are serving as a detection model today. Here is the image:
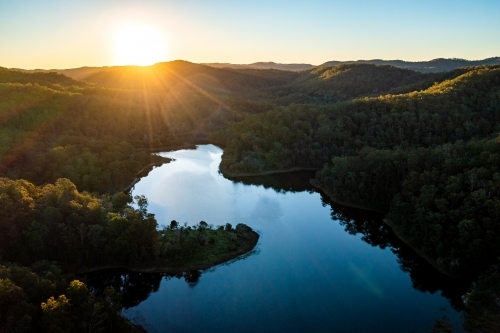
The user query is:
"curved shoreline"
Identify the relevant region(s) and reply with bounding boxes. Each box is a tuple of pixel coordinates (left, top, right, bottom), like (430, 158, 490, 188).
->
(122, 143, 201, 193)
(220, 166, 320, 178)
(148, 142, 198, 153)
(126, 144, 460, 279)
(122, 160, 170, 193)
(76, 231, 259, 275)
(309, 180, 460, 278)
(309, 180, 386, 213)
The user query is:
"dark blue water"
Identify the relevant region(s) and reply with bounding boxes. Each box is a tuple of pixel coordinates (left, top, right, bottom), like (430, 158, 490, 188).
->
(86, 144, 469, 332)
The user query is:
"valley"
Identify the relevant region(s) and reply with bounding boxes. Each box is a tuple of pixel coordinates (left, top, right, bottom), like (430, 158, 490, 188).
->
(1, 59, 499, 332)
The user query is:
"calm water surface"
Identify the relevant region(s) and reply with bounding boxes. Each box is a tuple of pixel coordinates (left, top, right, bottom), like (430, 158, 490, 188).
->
(86, 145, 469, 333)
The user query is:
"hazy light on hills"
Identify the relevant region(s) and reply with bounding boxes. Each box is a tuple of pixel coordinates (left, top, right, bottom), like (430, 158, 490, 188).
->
(1, 1, 500, 69)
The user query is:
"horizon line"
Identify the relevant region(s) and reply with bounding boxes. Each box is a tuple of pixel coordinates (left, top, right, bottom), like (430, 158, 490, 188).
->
(5, 56, 500, 71)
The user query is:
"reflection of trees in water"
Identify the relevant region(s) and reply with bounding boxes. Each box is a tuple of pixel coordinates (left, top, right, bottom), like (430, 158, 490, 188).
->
(82, 270, 207, 308)
(322, 194, 470, 311)
(227, 170, 316, 194)
(391, 247, 468, 310)
(81, 248, 260, 309)
(82, 270, 168, 308)
(85, 171, 470, 312)
(230, 172, 470, 310)
(329, 199, 390, 250)
(183, 270, 202, 286)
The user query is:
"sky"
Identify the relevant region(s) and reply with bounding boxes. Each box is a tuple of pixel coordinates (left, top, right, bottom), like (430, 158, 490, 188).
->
(1, 0, 499, 69)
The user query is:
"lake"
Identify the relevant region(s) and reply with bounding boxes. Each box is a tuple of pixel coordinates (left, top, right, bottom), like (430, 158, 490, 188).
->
(84, 144, 469, 333)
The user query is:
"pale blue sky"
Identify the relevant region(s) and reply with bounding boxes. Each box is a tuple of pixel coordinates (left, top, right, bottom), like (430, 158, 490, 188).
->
(1, 0, 499, 69)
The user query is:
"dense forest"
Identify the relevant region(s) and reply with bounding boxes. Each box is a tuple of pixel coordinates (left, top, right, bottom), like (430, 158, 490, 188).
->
(2, 60, 500, 332)
(216, 66, 500, 272)
(213, 65, 500, 332)
(0, 64, 262, 332)
(0, 177, 256, 332)
(217, 65, 500, 175)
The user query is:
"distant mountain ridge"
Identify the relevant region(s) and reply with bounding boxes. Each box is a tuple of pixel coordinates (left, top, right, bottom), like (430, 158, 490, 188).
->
(321, 57, 500, 73)
(2, 60, 481, 107)
(204, 57, 500, 73)
(10, 57, 500, 79)
(10, 66, 120, 80)
(203, 62, 315, 71)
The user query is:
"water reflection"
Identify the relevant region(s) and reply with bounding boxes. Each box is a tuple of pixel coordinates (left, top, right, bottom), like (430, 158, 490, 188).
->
(226, 170, 316, 194)
(251, 196, 284, 220)
(83, 146, 469, 331)
(81, 247, 260, 309)
(87, 169, 469, 315)
(325, 194, 470, 310)
(221, 170, 470, 310)
(82, 270, 164, 308)
(82, 270, 216, 308)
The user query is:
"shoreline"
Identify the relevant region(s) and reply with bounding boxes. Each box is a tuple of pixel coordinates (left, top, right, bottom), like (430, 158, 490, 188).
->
(381, 217, 459, 278)
(147, 142, 198, 153)
(309, 180, 386, 213)
(221, 166, 320, 178)
(122, 142, 203, 193)
(105, 142, 261, 277)
(129, 143, 459, 279)
(76, 231, 259, 275)
(309, 180, 459, 278)
(122, 159, 170, 193)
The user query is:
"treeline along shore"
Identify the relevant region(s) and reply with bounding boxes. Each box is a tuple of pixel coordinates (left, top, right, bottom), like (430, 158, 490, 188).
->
(213, 64, 500, 331)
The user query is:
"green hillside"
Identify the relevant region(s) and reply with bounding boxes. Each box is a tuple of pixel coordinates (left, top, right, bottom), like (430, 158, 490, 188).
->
(217, 65, 500, 174)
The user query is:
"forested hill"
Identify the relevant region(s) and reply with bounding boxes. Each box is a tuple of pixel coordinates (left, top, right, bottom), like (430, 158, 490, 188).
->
(11, 61, 466, 140)
(15, 60, 478, 108)
(0, 69, 179, 193)
(79, 61, 298, 93)
(0, 67, 88, 88)
(0, 65, 265, 332)
(322, 57, 500, 73)
(266, 64, 467, 104)
(0, 61, 486, 195)
(205, 57, 500, 73)
(215, 65, 500, 301)
(217, 65, 500, 175)
(47, 60, 470, 105)
(17, 57, 499, 81)
(214, 63, 500, 330)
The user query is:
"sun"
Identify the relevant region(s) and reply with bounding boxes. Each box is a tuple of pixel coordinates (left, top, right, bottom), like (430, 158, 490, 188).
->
(112, 24, 166, 66)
